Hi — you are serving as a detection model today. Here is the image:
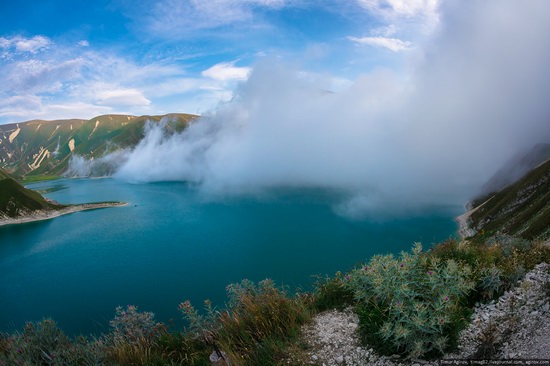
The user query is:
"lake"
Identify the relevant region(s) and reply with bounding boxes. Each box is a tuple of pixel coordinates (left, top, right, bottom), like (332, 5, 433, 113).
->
(0, 178, 460, 336)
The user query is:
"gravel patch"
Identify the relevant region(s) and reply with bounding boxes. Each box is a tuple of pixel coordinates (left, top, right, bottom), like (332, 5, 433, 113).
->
(299, 309, 436, 366)
(447, 262, 550, 360)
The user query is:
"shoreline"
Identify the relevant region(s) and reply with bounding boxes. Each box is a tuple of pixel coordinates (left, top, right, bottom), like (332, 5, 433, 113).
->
(0, 202, 127, 227)
(455, 209, 477, 239)
(455, 196, 494, 239)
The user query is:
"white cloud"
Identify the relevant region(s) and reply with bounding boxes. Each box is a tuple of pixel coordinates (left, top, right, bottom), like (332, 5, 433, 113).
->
(202, 61, 251, 81)
(0, 37, 10, 48)
(78, 40, 90, 47)
(137, 0, 293, 39)
(15, 35, 52, 53)
(113, 0, 550, 217)
(0, 96, 112, 121)
(358, 0, 439, 19)
(0, 95, 43, 112)
(357, 0, 440, 39)
(0, 36, 192, 123)
(370, 24, 398, 37)
(95, 88, 151, 107)
(349, 0, 438, 59)
(348, 36, 412, 52)
(0, 35, 52, 54)
(3, 58, 84, 94)
(143, 78, 205, 98)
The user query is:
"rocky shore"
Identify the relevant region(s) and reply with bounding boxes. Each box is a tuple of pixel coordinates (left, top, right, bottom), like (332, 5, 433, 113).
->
(0, 202, 127, 227)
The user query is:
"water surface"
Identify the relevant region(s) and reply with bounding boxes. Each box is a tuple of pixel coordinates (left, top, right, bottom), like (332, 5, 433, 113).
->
(0, 178, 460, 335)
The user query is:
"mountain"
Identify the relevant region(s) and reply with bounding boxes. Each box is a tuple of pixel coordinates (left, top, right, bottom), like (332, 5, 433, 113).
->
(462, 157, 550, 240)
(480, 143, 550, 195)
(0, 167, 57, 219)
(0, 113, 197, 178)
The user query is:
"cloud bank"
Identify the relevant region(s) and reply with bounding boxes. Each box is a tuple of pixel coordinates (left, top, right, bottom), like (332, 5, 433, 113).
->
(112, 0, 550, 217)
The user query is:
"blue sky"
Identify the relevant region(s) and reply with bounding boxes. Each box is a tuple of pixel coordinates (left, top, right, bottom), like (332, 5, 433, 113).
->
(0, 0, 439, 124)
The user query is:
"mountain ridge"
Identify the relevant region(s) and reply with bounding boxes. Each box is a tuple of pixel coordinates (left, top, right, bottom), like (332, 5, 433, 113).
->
(0, 113, 198, 178)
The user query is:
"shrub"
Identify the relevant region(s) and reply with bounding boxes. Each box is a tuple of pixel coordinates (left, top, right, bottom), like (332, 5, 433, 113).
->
(181, 279, 313, 365)
(346, 243, 474, 359)
(430, 237, 550, 303)
(109, 305, 162, 346)
(179, 298, 222, 362)
(0, 319, 103, 366)
(103, 305, 172, 366)
(312, 272, 355, 311)
(479, 266, 501, 300)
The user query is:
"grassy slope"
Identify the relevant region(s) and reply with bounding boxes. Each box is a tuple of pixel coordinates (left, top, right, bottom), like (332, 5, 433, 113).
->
(0, 113, 197, 178)
(0, 168, 56, 218)
(469, 159, 550, 240)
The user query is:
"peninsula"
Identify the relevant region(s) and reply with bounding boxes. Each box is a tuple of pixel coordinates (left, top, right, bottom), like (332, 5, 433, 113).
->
(0, 168, 126, 227)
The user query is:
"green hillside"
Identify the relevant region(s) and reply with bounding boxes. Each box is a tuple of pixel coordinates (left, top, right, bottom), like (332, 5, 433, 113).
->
(0, 168, 57, 218)
(468, 158, 550, 240)
(0, 113, 197, 178)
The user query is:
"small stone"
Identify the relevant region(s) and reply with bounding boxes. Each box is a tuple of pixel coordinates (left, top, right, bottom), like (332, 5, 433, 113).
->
(335, 355, 344, 364)
(311, 355, 318, 361)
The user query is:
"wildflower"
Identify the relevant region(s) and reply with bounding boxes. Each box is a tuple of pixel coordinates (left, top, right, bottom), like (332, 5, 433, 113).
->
(427, 271, 433, 275)
(400, 263, 404, 268)
(178, 300, 193, 313)
(444, 296, 449, 302)
(345, 275, 350, 281)
(363, 265, 368, 271)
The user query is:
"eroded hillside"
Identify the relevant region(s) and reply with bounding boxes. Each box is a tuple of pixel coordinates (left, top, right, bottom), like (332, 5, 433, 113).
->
(0, 113, 197, 178)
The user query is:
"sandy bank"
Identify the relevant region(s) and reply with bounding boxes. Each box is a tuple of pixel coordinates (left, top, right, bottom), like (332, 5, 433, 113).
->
(456, 209, 477, 239)
(455, 196, 493, 239)
(0, 202, 127, 227)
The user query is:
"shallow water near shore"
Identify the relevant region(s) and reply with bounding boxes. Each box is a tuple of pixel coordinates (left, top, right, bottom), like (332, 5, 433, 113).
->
(0, 178, 460, 336)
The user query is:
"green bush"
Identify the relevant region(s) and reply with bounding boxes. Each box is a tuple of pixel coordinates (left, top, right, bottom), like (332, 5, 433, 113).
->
(312, 272, 355, 311)
(479, 266, 501, 300)
(109, 305, 162, 346)
(430, 237, 550, 303)
(346, 243, 474, 359)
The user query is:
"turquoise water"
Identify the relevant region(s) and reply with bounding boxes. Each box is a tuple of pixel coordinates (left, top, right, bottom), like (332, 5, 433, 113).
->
(0, 179, 460, 336)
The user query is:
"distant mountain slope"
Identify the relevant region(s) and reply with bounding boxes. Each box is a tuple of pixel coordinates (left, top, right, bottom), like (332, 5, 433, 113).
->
(0, 113, 197, 178)
(480, 143, 550, 195)
(0, 168, 57, 219)
(466, 159, 550, 240)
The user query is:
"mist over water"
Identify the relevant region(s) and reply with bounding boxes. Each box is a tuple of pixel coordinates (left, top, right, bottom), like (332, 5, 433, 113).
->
(77, 1, 550, 217)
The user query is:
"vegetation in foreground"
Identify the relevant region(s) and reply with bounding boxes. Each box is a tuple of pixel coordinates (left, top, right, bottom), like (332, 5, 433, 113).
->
(2, 235, 549, 365)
